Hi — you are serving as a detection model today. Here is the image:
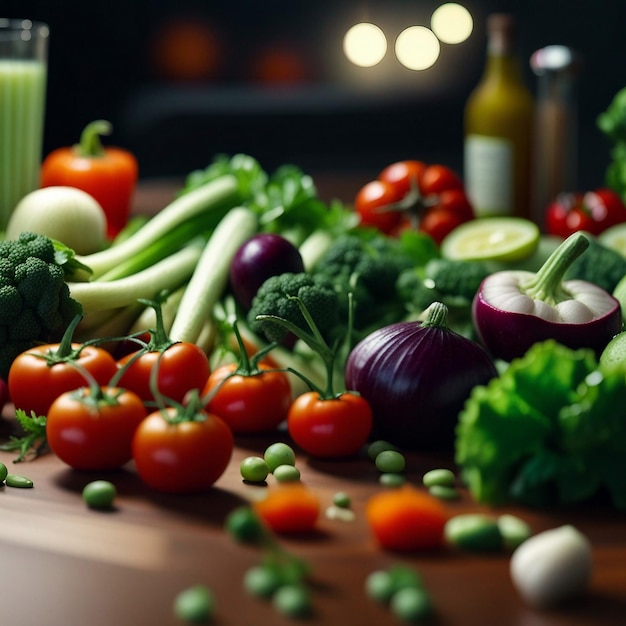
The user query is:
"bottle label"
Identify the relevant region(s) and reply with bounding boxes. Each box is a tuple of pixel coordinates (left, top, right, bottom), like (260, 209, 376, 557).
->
(464, 134, 513, 216)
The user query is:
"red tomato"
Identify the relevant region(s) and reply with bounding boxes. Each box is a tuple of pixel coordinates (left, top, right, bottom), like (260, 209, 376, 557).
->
(117, 343, 210, 404)
(204, 362, 292, 434)
(46, 387, 147, 470)
(8, 343, 119, 417)
(354, 179, 404, 234)
(132, 408, 233, 493)
(545, 188, 626, 238)
(355, 160, 474, 244)
(287, 391, 372, 458)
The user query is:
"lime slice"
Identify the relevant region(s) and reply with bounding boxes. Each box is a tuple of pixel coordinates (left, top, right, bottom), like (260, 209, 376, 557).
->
(441, 217, 540, 262)
(599, 222, 626, 258)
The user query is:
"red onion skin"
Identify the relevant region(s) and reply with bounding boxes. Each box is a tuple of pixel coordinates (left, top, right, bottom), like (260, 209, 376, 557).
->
(472, 287, 623, 362)
(345, 321, 498, 451)
(229, 233, 304, 310)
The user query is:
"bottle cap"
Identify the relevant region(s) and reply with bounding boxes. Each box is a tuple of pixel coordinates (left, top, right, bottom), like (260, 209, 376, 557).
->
(487, 13, 516, 54)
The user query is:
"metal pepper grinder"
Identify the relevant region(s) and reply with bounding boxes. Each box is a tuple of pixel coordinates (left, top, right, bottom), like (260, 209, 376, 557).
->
(530, 45, 582, 228)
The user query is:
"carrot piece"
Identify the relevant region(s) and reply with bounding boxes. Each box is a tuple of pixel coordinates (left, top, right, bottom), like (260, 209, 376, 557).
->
(366, 485, 449, 551)
(253, 484, 320, 534)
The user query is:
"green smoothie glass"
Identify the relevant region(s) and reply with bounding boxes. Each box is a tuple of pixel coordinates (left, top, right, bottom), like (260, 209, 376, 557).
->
(0, 19, 49, 231)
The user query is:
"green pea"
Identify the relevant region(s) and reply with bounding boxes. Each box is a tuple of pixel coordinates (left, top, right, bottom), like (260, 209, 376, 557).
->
(497, 514, 533, 550)
(375, 450, 405, 474)
(243, 565, 282, 598)
(333, 491, 351, 508)
(0, 461, 8, 483)
(445, 514, 503, 552)
(365, 569, 395, 603)
(225, 506, 267, 545)
(388, 564, 423, 592)
(273, 464, 301, 482)
(428, 485, 460, 501)
(6, 473, 33, 488)
(240, 456, 270, 483)
(422, 468, 456, 488)
(379, 472, 406, 487)
(272, 584, 311, 617)
(264, 442, 296, 472)
(82, 480, 117, 509)
(390, 587, 432, 622)
(367, 439, 398, 462)
(174, 584, 214, 623)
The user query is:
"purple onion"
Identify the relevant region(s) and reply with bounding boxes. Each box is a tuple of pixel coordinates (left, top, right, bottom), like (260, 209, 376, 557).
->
(345, 303, 497, 451)
(229, 233, 304, 310)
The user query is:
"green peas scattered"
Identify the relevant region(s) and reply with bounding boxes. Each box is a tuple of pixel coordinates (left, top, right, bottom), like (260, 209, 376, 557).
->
(243, 565, 283, 598)
(82, 480, 117, 509)
(225, 506, 267, 545)
(6, 473, 33, 488)
(497, 514, 532, 550)
(379, 472, 406, 487)
(0, 461, 8, 483)
(264, 442, 296, 472)
(390, 587, 432, 622)
(428, 484, 460, 501)
(332, 491, 351, 508)
(365, 569, 395, 603)
(367, 439, 398, 462)
(240, 456, 270, 483)
(272, 584, 311, 617)
(375, 450, 405, 474)
(422, 468, 456, 488)
(444, 513, 503, 552)
(174, 584, 214, 624)
(273, 464, 301, 483)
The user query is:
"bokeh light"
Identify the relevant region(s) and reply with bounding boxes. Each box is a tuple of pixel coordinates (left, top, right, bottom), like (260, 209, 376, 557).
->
(395, 26, 440, 71)
(431, 3, 473, 45)
(343, 22, 387, 68)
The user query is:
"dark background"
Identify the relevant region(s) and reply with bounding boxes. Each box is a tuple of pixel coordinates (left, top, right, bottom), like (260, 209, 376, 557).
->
(4, 0, 626, 188)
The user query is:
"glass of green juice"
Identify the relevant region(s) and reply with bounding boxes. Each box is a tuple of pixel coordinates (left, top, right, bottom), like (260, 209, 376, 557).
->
(0, 19, 49, 231)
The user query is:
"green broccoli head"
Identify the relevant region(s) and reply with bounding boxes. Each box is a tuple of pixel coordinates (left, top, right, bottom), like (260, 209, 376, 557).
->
(247, 272, 340, 345)
(0, 232, 82, 378)
(312, 233, 417, 331)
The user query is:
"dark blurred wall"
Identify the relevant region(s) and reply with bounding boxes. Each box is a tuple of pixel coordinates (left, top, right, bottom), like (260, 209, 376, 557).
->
(5, 0, 626, 187)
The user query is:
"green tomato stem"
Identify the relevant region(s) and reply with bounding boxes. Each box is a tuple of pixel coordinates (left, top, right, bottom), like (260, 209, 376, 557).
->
(520, 232, 589, 306)
(76, 119, 111, 158)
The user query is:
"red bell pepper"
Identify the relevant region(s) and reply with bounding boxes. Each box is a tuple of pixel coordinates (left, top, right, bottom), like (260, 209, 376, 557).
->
(41, 120, 138, 239)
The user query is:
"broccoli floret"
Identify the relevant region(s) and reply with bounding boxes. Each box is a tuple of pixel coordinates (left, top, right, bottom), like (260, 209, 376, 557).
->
(247, 272, 340, 345)
(564, 235, 626, 293)
(312, 232, 417, 331)
(0, 231, 82, 378)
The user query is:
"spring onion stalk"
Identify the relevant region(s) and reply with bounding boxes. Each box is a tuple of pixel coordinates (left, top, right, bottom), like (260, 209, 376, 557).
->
(77, 175, 240, 279)
(169, 207, 259, 345)
(68, 242, 203, 314)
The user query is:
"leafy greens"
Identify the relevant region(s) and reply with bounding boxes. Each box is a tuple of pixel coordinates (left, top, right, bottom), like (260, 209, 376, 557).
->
(455, 339, 626, 511)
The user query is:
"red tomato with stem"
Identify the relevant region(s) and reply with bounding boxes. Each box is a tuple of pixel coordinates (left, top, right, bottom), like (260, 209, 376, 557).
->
(46, 386, 147, 471)
(545, 188, 626, 238)
(132, 406, 234, 493)
(204, 361, 292, 434)
(117, 343, 210, 404)
(287, 391, 373, 458)
(356, 160, 474, 244)
(8, 342, 119, 417)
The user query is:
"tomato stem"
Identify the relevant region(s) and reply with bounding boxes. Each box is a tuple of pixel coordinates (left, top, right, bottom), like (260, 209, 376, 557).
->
(75, 119, 112, 158)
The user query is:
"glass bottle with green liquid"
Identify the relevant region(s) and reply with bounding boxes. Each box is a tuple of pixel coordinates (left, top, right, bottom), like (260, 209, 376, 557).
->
(0, 19, 49, 231)
(464, 13, 534, 220)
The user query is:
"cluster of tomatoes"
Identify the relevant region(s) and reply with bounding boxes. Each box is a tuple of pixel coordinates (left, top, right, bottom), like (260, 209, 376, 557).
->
(354, 160, 475, 245)
(4, 316, 372, 493)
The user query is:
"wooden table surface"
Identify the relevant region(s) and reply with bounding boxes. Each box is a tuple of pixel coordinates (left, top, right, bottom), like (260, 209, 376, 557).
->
(1, 177, 625, 626)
